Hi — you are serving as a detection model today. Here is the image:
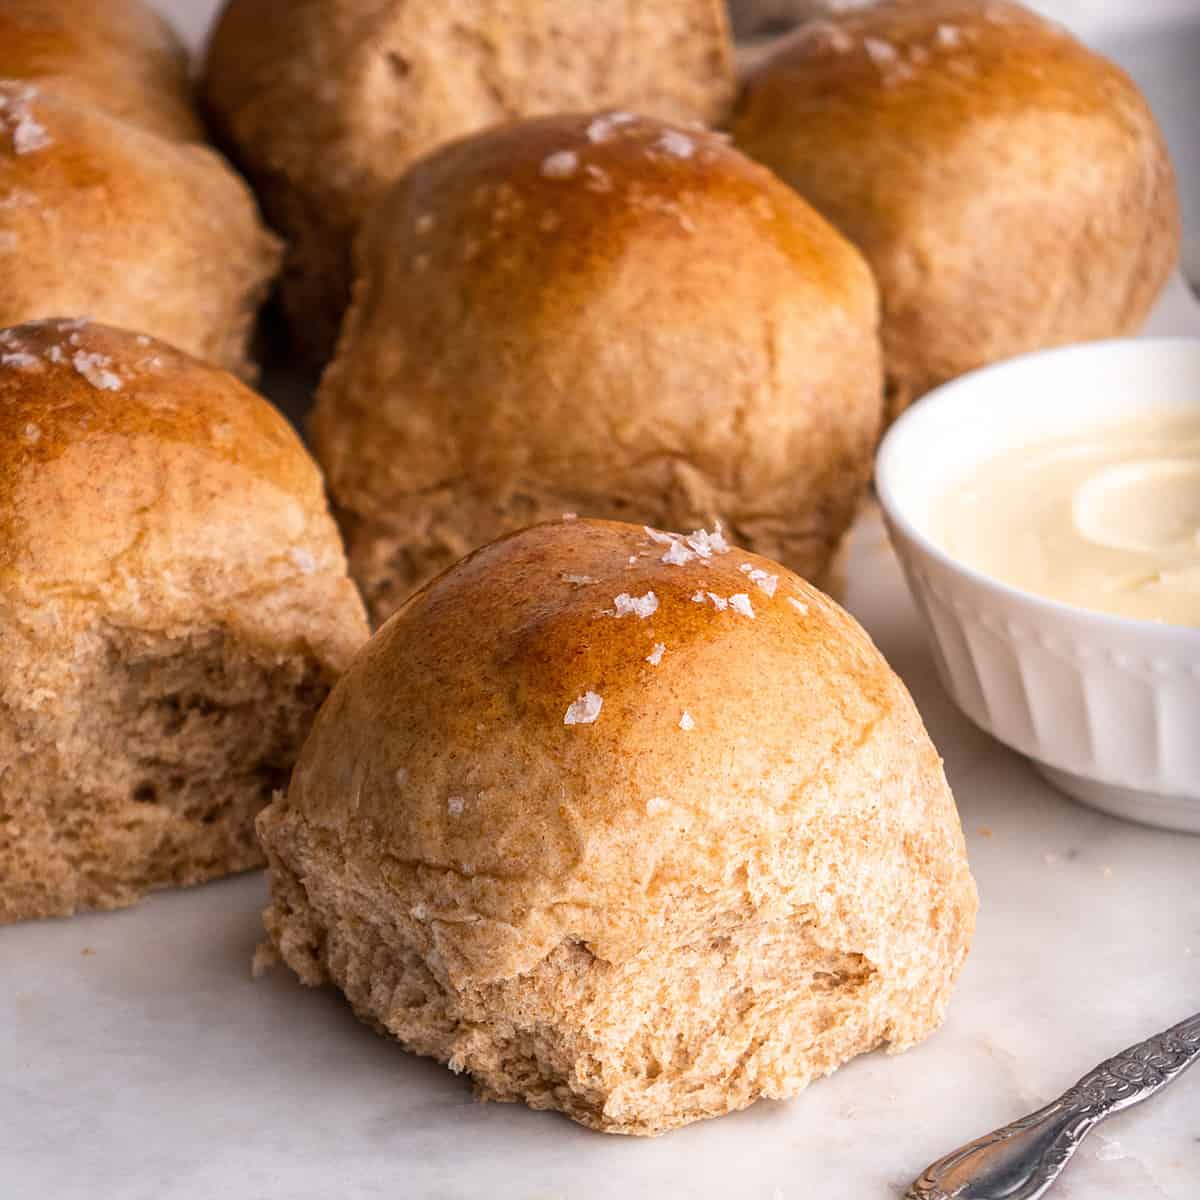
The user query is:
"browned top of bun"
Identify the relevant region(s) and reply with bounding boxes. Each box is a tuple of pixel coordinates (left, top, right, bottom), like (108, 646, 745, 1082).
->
(315, 112, 880, 597)
(0, 84, 281, 376)
(0, 319, 363, 652)
(732, 0, 1180, 411)
(279, 518, 974, 990)
(0, 0, 202, 142)
(739, 1, 1147, 174)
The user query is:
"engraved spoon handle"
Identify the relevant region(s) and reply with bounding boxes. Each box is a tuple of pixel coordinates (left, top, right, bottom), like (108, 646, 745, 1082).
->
(906, 1010, 1200, 1200)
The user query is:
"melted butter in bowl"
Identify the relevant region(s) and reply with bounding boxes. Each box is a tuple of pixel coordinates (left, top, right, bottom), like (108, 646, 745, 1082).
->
(938, 410, 1200, 627)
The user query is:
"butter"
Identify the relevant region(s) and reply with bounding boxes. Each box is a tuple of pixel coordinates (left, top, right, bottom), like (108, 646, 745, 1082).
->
(938, 410, 1200, 627)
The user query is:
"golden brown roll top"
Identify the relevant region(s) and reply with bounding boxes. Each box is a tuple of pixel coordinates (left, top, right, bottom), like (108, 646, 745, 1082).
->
(732, 0, 1180, 418)
(0, 319, 361, 655)
(0, 85, 280, 377)
(204, 0, 737, 360)
(314, 111, 882, 624)
(0, 0, 203, 142)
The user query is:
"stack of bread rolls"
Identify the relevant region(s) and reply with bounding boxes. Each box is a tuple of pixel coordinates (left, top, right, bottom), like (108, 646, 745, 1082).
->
(7, 0, 1182, 1139)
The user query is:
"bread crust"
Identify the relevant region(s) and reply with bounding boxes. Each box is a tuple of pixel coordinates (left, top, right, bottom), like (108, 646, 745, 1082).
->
(259, 517, 977, 1133)
(0, 320, 369, 921)
(732, 0, 1181, 419)
(204, 0, 737, 359)
(314, 112, 882, 625)
(0, 83, 281, 377)
(0, 0, 203, 142)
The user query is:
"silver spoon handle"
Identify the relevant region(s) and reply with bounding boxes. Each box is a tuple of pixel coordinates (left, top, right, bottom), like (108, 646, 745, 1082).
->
(906, 1010, 1200, 1200)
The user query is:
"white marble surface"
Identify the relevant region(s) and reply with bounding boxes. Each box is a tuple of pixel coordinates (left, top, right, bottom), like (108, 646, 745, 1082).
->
(4, 4, 1198, 1197)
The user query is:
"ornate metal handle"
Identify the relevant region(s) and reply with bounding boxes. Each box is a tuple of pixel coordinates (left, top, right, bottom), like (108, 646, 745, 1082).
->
(906, 1010, 1200, 1200)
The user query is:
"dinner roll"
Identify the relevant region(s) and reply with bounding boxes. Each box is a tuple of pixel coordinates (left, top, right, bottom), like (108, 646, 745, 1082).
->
(0, 82, 281, 378)
(204, 0, 737, 360)
(0, 320, 369, 923)
(732, 0, 1181, 420)
(314, 112, 881, 626)
(257, 517, 977, 1134)
(0, 0, 203, 143)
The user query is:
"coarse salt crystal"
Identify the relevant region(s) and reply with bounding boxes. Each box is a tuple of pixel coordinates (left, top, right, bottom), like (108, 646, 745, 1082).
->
(679, 711, 695, 731)
(936, 23, 961, 47)
(395, 767, 409, 786)
(788, 596, 809, 615)
(135, 335, 151, 346)
(584, 164, 613, 193)
(410, 903, 427, 920)
(447, 796, 465, 816)
(22, 422, 40, 442)
(646, 797, 669, 816)
(685, 523, 730, 558)
(12, 114, 51, 155)
(656, 130, 695, 159)
(691, 591, 706, 603)
(586, 112, 636, 143)
(289, 547, 317, 574)
(44, 344, 63, 363)
(564, 691, 603, 726)
(729, 593, 755, 619)
(72, 350, 121, 391)
(661, 540, 692, 566)
(541, 150, 579, 180)
(643, 525, 676, 545)
(415, 213, 436, 235)
(562, 512, 578, 521)
(562, 573, 595, 585)
(706, 592, 728, 611)
(864, 37, 899, 65)
(739, 565, 779, 598)
(1, 351, 37, 369)
(614, 591, 658, 619)
(646, 643, 665, 666)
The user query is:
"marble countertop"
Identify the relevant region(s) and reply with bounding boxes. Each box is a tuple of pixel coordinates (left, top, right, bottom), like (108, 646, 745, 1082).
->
(4, 4, 1198, 1197)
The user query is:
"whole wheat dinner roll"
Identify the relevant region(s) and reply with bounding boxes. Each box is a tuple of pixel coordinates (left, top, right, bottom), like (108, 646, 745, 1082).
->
(0, 320, 369, 924)
(314, 112, 882, 626)
(257, 517, 977, 1135)
(0, 82, 280, 378)
(0, 0, 203, 143)
(204, 0, 737, 360)
(732, 0, 1181, 420)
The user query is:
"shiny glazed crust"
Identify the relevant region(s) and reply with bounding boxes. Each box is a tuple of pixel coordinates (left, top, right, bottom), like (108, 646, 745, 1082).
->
(314, 112, 882, 624)
(732, 0, 1181, 419)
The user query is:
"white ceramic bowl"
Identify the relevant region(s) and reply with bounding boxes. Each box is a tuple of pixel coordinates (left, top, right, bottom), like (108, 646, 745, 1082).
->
(876, 338, 1200, 834)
